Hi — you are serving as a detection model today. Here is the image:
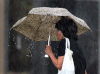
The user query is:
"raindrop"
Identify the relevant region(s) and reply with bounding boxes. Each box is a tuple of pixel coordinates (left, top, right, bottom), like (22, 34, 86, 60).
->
(15, 43, 16, 44)
(31, 54, 32, 57)
(8, 45, 9, 46)
(10, 28, 12, 31)
(26, 55, 30, 57)
(57, 47, 58, 48)
(96, 49, 97, 51)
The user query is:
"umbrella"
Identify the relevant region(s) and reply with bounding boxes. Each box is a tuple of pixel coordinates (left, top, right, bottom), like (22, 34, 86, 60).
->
(11, 7, 92, 42)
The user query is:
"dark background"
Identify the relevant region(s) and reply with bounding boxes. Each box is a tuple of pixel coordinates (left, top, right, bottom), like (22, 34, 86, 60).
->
(6, 0, 99, 74)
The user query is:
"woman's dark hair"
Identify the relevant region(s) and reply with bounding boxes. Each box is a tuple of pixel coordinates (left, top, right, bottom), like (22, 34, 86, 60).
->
(55, 16, 78, 41)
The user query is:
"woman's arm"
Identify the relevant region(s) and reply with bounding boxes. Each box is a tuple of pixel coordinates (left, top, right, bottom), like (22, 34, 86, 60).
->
(45, 44, 64, 70)
(85, 70, 87, 74)
(49, 53, 64, 70)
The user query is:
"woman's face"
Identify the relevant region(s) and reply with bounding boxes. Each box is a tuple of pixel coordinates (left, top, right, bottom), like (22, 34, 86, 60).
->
(56, 30, 64, 40)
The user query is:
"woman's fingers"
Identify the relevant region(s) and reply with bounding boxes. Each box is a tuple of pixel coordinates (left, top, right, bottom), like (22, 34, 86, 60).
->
(45, 45, 49, 53)
(45, 45, 52, 55)
(49, 44, 52, 49)
(46, 45, 51, 49)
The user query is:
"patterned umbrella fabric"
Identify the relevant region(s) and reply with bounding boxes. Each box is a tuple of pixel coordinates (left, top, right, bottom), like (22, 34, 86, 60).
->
(11, 7, 92, 41)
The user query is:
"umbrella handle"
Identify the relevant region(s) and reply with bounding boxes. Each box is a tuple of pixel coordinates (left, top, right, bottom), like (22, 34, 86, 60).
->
(48, 31, 50, 46)
(45, 31, 50, 58)
(45, 54, 49, 58)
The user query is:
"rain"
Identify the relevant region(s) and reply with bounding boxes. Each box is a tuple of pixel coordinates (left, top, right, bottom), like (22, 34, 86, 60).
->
(8, 28, 37, 72)
(4, 0, 99, 74)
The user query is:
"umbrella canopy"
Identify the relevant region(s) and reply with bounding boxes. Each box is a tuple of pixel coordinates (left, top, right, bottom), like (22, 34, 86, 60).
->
(11, 7, 92, 41)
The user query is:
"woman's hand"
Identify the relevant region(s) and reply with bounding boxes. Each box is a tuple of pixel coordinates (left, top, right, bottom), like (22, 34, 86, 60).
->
(85, 70, 87, 74)
(45, 44, 53, 56)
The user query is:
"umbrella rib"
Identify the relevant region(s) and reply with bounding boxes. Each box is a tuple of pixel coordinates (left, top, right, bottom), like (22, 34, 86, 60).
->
(33, 23, 41, 41)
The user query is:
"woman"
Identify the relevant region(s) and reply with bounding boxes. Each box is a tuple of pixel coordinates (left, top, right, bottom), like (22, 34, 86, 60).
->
(45, 17, 87, 74)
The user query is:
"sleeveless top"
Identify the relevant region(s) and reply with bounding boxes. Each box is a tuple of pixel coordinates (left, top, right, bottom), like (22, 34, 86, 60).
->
(57, 37, 87, 74)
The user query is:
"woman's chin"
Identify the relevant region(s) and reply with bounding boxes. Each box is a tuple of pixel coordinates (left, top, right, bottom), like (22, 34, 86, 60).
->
(58, 38, 61, 41)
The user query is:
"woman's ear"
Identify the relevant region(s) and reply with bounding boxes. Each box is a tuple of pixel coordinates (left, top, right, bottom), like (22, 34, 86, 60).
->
(59, 30, 62, 34)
